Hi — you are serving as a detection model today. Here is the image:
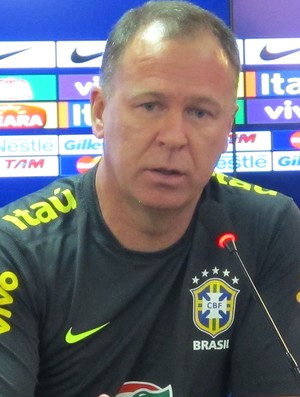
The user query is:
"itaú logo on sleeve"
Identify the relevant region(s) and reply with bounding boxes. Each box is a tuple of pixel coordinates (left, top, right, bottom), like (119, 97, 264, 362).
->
(0, 104, 46, 129)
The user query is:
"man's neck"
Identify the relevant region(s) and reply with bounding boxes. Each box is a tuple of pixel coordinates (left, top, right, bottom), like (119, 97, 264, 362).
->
(102, 201, 195, 252)
(95, 174, 198, 253)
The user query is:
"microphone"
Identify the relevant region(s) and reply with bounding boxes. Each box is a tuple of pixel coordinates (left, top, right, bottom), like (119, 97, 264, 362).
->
(200, 200, 300, 387)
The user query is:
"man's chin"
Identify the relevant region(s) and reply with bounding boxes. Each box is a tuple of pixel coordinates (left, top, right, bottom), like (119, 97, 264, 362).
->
(136, 196, 191, 213)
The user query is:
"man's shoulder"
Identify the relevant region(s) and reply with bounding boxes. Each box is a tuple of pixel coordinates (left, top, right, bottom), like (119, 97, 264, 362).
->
(0, 173, 86, 241)
(211, 172, 281, 200)
(207, 172, 295, 218)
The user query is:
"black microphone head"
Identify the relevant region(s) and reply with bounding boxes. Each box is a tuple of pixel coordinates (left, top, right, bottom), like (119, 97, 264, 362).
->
(200, 200, 237, 252)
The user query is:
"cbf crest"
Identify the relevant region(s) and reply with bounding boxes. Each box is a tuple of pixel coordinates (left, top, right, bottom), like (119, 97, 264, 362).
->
(190, 277, 239, 338)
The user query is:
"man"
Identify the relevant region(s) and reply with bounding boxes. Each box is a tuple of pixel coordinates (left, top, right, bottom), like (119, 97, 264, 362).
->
(0, 1, 299, 396)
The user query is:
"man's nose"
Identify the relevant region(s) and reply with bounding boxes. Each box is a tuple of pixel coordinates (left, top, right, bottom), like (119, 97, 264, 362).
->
(156, 111, 188, 149)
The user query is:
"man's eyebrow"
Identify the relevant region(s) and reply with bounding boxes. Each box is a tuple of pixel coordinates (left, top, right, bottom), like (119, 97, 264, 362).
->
(131, 92, 218, 102)
(130, 91, 168, 100)
(189, 95, 221, 108)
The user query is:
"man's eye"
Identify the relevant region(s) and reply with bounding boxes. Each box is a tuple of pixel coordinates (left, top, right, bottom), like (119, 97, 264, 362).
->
(188, 108, 208, 118)
(142, 102, 157, 111)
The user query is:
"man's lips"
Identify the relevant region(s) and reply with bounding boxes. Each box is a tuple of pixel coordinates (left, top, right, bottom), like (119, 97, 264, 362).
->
(145, 168, 187, 185)
(151, 167, 184, 176)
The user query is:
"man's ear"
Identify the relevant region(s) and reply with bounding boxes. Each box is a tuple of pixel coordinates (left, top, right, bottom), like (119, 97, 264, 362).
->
(90, 86, 105, 139)
(222, 134, 229, 153)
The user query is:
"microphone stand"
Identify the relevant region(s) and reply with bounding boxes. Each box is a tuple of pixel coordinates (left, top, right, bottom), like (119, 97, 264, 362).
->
(224, 238, 300, 388)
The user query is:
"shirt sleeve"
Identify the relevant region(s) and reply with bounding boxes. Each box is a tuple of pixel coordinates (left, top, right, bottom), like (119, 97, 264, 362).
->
(230, 199, 300, 396)
(0, 229, 40, 396)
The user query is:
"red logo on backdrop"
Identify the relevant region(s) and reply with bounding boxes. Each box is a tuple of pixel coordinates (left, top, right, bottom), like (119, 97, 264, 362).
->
(290, 131, 300, 149)
(76, 155, 101, 174)
(5, 158, 45, 169)
(0, 104, 47, 128)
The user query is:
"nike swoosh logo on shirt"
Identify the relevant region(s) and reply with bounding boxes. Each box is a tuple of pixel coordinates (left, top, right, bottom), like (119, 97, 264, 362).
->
(0, 48, 31, 60)
(260, 46, 300, 61)
(65, 322, 110, 344)
(71, 49, 104, 63)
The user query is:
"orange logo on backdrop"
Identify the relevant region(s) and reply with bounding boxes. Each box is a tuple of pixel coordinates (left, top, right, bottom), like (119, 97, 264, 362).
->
(0, 104, 47, 128)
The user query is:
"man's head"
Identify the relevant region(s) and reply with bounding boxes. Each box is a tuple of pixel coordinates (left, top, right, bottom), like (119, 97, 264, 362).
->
(100, 0, 240, 96)
(91, 0, 238, 217)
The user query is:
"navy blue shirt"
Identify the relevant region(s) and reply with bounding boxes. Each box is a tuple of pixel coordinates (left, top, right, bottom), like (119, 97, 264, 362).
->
(0, 168, 299, 396)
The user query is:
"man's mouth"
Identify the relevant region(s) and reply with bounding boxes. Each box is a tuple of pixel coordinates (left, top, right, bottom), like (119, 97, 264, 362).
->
(153, 168, 183, 176)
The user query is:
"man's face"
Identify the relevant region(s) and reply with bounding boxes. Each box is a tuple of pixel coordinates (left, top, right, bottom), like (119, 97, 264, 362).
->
(92, 29, 237, 212)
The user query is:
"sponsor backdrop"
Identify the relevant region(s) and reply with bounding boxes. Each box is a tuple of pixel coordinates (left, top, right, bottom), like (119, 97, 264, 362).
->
(229, 0, 300, 205)
(0, 0, 229, 207)
(1, 0, 300, 206)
